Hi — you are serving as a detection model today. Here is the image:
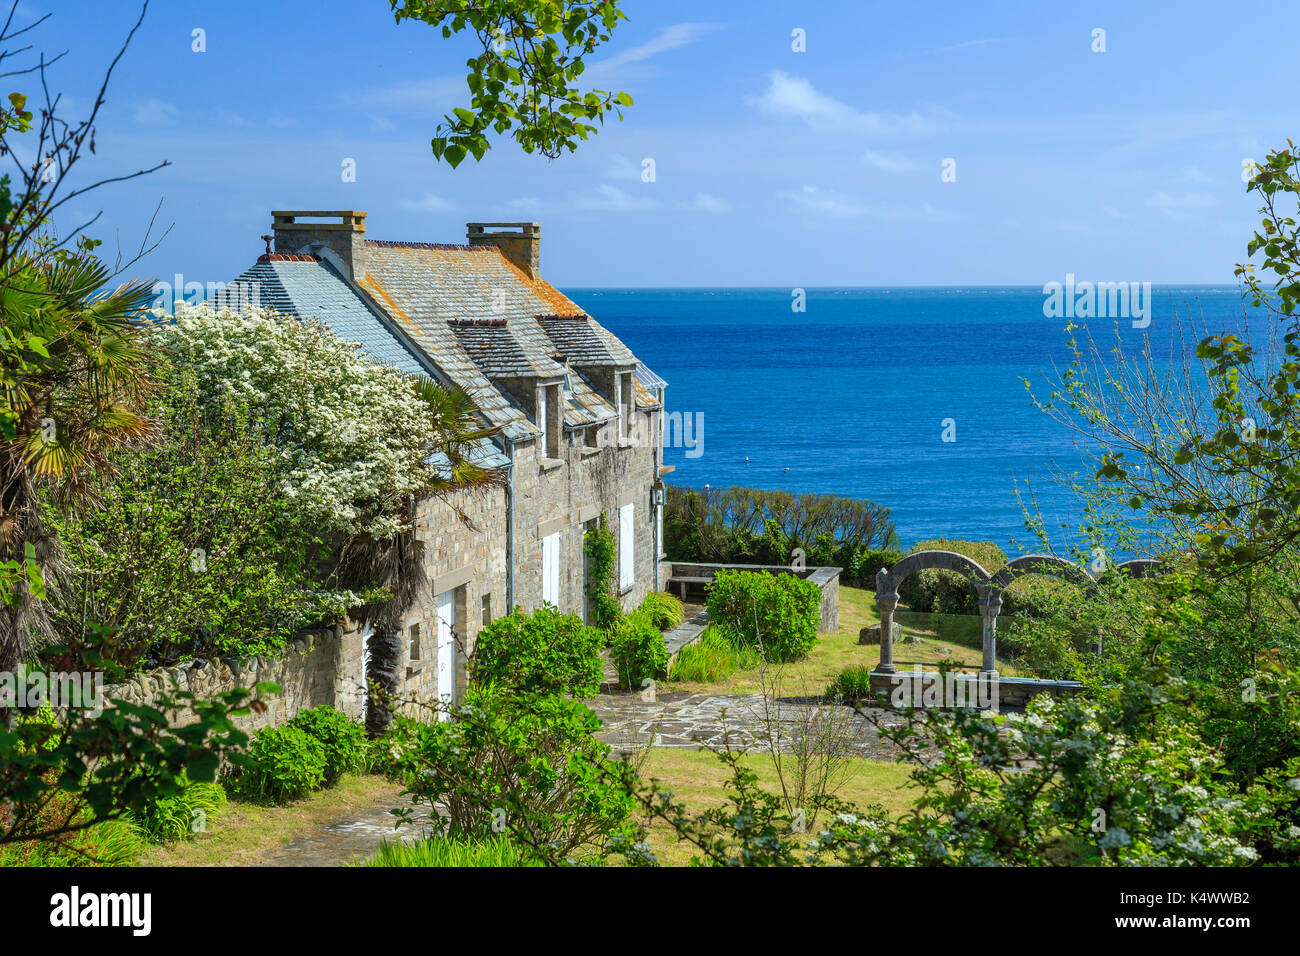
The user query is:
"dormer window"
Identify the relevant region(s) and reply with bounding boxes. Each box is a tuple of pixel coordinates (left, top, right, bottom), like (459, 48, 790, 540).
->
(538, 382, 561, 459)
(618, 372, 633, 441)
(538, 385, 548, 452)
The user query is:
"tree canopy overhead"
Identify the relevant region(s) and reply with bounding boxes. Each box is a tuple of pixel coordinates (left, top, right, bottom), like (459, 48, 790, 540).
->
(389, 0, 633, 166)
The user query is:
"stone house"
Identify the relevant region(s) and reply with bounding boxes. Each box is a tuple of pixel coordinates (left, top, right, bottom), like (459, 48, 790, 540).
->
(226, 211, 669, 713)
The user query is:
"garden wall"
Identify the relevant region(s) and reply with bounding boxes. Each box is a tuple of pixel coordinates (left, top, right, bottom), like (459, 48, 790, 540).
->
(102, 620, 366, 734)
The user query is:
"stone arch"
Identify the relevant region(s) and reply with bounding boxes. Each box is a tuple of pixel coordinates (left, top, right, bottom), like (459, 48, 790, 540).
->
(876, 549, 994, 598)
(873, 549, 1163, 680)
(991, 554, 1096, 592)
(1116, 558, 1162, 579)
(873, 550, 996, 676)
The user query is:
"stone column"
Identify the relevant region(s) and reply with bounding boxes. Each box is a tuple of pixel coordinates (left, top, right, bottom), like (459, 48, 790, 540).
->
(978, 590, 1001, 677)
(875, 574, 899, 674)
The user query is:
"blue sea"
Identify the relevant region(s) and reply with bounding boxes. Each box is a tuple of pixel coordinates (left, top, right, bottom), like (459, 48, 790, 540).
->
(565, 286, 1262, 555)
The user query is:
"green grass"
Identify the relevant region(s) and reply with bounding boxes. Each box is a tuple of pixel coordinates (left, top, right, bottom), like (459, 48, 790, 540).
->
(140, 773, 407, 866)
(824, 664, 875, 701)
(0, 816, 147, 867)
(360, 834, 542, 867)
(636, 748, 917, 866)
(669, 625, 760, 682)
(131, 779, 228, 845)
(665, 584, 1011, 696)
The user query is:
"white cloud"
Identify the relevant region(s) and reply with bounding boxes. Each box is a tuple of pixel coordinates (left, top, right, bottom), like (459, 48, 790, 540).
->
(508, 197, 541, 212)
(749, 71, 936, 135)
(341, 77, 463, 110)
(399, 193, 454, 213)
(930, 37, 1012, 54)
(678, 193, 729, 213)
(776, 185, 871, 219)
(586, 22, 722, 79)
(776, 185, 950, 221)
(133, 98, 177, 126)
(1182, 166, 1211, 183)
(370, 117, 397, 133)
(576, 184, 656, 212)
(1148, 190, 1215, 213)
(603, 154, 646, 181)
(862, 149, 916, 173)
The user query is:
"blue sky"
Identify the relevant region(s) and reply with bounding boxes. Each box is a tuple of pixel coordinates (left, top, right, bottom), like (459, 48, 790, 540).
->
(23, 0, 1300, 287)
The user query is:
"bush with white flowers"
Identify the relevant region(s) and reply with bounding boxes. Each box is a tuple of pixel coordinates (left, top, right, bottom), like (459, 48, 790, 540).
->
(154, 304, 445, 539)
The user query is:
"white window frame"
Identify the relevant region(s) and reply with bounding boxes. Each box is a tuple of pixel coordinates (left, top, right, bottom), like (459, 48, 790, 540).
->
(542, 531, 560, 607)
(537, 386, 548, 455)
(616, 375, 625, 439)
(619, 503, 634, 591)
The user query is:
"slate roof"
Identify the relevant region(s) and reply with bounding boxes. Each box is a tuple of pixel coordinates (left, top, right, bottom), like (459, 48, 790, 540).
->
(537, 315, 636, 367)
(229, 258, 426, 376)
(226, 230, 663, 450)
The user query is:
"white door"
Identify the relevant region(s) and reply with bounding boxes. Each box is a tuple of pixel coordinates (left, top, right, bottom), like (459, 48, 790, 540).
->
(619, 503, 634, 590)
(542, 532, 560, 607)
(435, 588, 455, 719)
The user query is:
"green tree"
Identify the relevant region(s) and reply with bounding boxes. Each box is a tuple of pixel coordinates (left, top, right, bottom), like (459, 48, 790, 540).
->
(388, 0, 633, 165)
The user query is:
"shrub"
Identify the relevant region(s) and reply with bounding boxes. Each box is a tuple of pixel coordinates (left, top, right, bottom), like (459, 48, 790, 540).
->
(470, 605, 604, 698)
(131, 776, 227, 844)
(583, 514, 621, 630)
(609, 610, 669, 691)
(362, 834, 542, 867)
(639, 591, 685, 630)
(155, 304, 469, 541)
(388, 688, 637, 858)
(901, 540, 1007, 614)
(825, 665, 875, 702)
(851, 548, 904, 586)
(664, 485, 898, 566)
(45, 373, 357, 669)
(669, 625, 759, 683)
(235, 725, 327, 803)
(288, 706, 366, 785)
(705, 569, 821, 662)
(999, 575, 1078, 619)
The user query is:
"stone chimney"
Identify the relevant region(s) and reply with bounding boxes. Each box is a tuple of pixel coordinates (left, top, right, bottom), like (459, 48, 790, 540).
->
(467, 222, 540, 279)
(272, 210, 367, 279)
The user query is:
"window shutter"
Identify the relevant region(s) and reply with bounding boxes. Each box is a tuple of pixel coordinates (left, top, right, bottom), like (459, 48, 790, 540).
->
(619, 504, 634, 590)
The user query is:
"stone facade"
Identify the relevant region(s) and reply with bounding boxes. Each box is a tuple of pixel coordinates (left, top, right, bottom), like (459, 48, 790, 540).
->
(404, 402, 662, 704)
(223, 212, 668, 719)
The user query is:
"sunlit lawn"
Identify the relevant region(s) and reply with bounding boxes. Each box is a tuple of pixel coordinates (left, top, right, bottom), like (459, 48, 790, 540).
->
(666, 584, 1014, 696)
(635, 747, 918, 866)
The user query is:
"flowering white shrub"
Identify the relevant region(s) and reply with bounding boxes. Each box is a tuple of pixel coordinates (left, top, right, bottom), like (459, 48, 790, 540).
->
(153, 304, 451, 539)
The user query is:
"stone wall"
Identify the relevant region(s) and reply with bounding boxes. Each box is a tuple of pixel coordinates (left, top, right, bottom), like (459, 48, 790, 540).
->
(102, 620, 365, 734)
(868, 671, 1085, 711)
(409, 401, 661, 703)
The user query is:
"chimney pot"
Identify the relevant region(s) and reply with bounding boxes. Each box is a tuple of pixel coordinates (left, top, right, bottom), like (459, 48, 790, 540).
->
(467, 221, 541, 279)
(271, 210, 367, 278)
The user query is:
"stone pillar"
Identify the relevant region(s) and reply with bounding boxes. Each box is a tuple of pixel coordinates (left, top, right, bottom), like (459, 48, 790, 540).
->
(875, 572, 899, 674)
(978, 590, 1001, 677)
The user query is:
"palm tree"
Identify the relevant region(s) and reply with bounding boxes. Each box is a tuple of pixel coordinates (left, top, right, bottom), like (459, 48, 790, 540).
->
(337, 376, 503, 737)
(0, 252, 157, 673)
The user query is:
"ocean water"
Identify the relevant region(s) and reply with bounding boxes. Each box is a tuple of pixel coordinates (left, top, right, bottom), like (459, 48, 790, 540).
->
(565, 286, 1262, 554)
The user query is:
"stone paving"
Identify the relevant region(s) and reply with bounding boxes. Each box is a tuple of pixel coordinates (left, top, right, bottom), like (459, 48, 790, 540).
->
(252, 799, 433, 868)
(589, 690, 912, 761)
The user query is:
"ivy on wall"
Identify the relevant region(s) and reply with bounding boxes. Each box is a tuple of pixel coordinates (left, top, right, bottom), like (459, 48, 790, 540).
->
(583, 513, 621, 630)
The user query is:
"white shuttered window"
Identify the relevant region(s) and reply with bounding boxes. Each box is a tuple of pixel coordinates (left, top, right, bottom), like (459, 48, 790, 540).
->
(619, 504, 634, 590)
